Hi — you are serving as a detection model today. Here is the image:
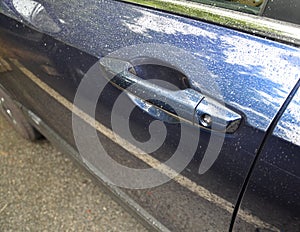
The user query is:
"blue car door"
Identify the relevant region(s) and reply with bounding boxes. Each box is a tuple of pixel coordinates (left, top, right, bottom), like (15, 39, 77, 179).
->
(233, 84, 300, 231)
(0, 0, 299, 231)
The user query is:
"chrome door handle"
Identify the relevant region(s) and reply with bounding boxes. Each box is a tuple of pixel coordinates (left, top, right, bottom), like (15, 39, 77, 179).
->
(100, 58, 241, 133)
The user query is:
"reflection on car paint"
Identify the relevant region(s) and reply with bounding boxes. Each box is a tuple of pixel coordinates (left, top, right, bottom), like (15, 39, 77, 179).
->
(0, 57, 12, 73)
(274, 89, 300, 146)
(120, 7, 300, 131)
(0, 0, 299, 230)
(8, 57, 280, 231)
(12, 0, 61, 33)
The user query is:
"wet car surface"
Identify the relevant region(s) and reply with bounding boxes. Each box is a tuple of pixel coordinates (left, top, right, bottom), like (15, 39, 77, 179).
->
(0, 0, 299, 231)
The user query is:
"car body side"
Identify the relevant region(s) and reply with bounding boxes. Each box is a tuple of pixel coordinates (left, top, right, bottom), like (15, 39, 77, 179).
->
(0, 0, 300, 231)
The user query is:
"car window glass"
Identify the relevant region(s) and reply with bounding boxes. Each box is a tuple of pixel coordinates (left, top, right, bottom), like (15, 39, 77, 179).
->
(263, 0, 300, 25)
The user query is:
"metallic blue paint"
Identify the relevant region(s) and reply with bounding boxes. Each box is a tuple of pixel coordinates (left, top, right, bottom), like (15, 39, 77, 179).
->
(2, 0, 299, 131)
(0, 0, 300, 231)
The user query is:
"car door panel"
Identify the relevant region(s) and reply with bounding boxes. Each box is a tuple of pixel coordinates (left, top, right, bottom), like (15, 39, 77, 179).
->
(234, 85, 300, 231)
(1, 0, 300, 231)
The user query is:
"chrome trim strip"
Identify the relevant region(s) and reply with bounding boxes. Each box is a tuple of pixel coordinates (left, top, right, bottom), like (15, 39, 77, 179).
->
(120, 0, 300, 46)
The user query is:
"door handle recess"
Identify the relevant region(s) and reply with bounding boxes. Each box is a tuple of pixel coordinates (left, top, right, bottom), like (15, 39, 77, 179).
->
(100, 58, 241, 133)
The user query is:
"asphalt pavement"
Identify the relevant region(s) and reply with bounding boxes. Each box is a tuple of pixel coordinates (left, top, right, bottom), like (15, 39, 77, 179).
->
(0, 114, 147, 231)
